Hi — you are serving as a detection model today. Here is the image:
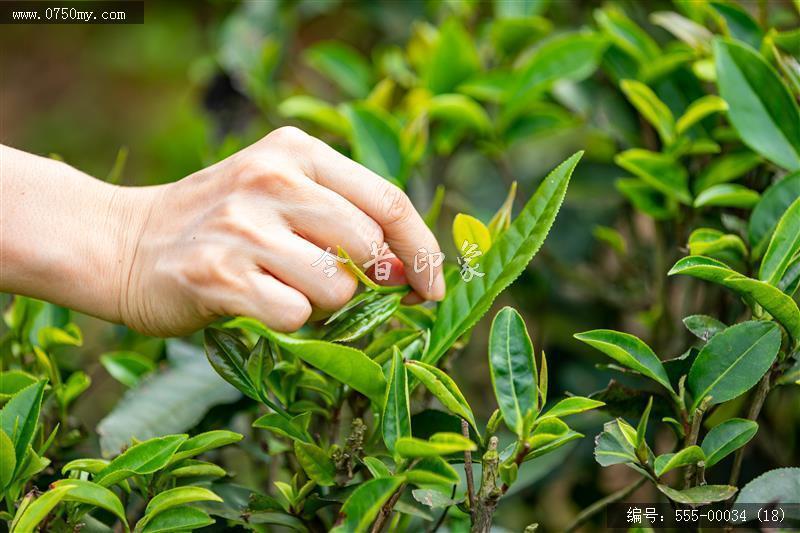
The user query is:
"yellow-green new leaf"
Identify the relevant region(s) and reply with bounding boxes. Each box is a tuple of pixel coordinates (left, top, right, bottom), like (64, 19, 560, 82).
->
(616, 149, 690, 204)
(140, 508, 214, 533)
(620, 79, 675, 145)
(53, 479, 128, 531)
(11, 485, 73, 533)
(94, 435, 187, 487)
(676, 95, 728, 135)
(405, 360, 476, 431)
(143, 486, 221, 521)
(654, 446, 705, 477)
(488, 182, 518, 238)
(760, 197, 800, 286)
(539, 397, 605, 420)
(701, 418, 758, 467)
(452, 214, 492, 262)
(395, 433, 476, 458)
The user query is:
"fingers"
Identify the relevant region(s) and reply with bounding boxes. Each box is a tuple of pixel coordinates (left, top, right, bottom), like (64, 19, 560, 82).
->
(234, 270, 313, 332)
(255, 231, 358, 312)
(273, 129, 445, 300)
(286, 179, 385, 267)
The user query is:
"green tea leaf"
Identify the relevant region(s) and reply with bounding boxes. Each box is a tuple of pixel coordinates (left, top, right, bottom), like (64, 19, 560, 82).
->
(362, 456, 392, 479)
(676, 95, 728, 135)
(620, 79, 675, 144)
(405, 456, 460, 488)
(204, 328, 257, 400)
(651, 11, 712, 51)
(253, 413, 312, 443)
(405, 360, 476, 431)
(382, 348, 411, 456)
(616, 178, 675, 220)
(574, 330, 673, 392)
(714, 38, 800, 170)
(539, 397, 604, 420)
(344, 103, 405, 186)
(228, 318, 387, 406)
(52, 479, 128, 528)
(331, 476, 404, 533)
(687, 228, 747, 265)
(489, 307, 537, 436)
(278, 96, 350, 137)
(304, 41, 372, 99)
(143, 486, 221, 524)
(170, 430, 243, 463)
(502, 32, 606, 121)
(654, 446, 705, 477)
(723, 277, 800, 340)
(658, 484, 737, 505)
(529, 417, 570, 449)
(688, 321, 781, 410)
(36, 323, 82, 350)
(616, 149, 690, 204)
(426, 152, 582, 365)
(423, 18, 479, 94)
(0, 380, 45, 475)
(0, 429, 15, 489)
(694, 151, 761, 193)
(140, 507, 214, 533)
(694, 184, 760, 209)
(488, 182, 517, 238)
(95, 435, 187, 487)
(701, 418, 758, 467)
(683, 315, 727, 342)
(594, 419, 637, 466)
(323, 292, 402, 342)
(294, 441, 336, 486)
(11, 485, 73, 533)
(760, 197, 800, 286)
(246, 337, 274, 393)
(595, 6, 659, 63)
(100, 351, 155, 388)
(167, 460, 226, 478)
(709, 1, 763, 49)
(428, 94, 492, 134)
(62, 458, 109, 475)
(395, 432, 476, 458)
(748, 171, 800, 251)
(525, 428, 583, 461)
(734, 468, 800, 518)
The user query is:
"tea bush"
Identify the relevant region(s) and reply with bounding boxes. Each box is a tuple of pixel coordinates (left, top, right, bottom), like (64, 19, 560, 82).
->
(2, 0, 799, 531)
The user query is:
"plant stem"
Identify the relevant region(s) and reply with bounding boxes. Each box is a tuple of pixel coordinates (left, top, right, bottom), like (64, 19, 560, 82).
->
(684, 396, 711, 488)
(729, 371, 771, 487)
(471, 437, 500, 533)
(564, 477, 647, 533)
(258, 390, 291, 420)
(462, 418, 476, 512)
(370, 483, 405, 533)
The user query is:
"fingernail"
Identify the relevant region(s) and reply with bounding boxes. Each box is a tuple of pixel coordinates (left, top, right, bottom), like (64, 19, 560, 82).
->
(430, 272, 446, 301)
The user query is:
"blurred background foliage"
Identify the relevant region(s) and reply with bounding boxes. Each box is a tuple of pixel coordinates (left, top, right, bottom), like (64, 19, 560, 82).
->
(2, 0, 799, 530)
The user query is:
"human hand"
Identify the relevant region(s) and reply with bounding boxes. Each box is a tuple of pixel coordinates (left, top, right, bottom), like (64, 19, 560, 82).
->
(120, 127, 444, 336)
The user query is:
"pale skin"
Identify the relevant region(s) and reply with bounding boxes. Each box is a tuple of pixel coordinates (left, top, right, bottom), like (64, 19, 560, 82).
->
(0, 127, 445, 337)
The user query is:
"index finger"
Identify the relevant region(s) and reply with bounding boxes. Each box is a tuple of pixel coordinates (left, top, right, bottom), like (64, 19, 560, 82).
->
(278, 129, 445, 300)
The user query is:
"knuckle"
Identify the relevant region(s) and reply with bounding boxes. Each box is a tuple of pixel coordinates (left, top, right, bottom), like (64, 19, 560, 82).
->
(379, 184, 414, 226)
(265, 126, 310, 148)
(324, 274, 357, 310)
(275, 299, 312, 332)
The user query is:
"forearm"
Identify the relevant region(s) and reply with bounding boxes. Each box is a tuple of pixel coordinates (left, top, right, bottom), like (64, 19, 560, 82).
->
(0, 145, 154, 323)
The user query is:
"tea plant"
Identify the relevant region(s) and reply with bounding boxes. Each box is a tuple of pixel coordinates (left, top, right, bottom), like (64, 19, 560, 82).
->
(202, 154, 602, 532)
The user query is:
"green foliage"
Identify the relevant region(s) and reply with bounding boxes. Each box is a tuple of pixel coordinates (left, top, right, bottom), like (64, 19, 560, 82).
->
(3, 0, 800, 530)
